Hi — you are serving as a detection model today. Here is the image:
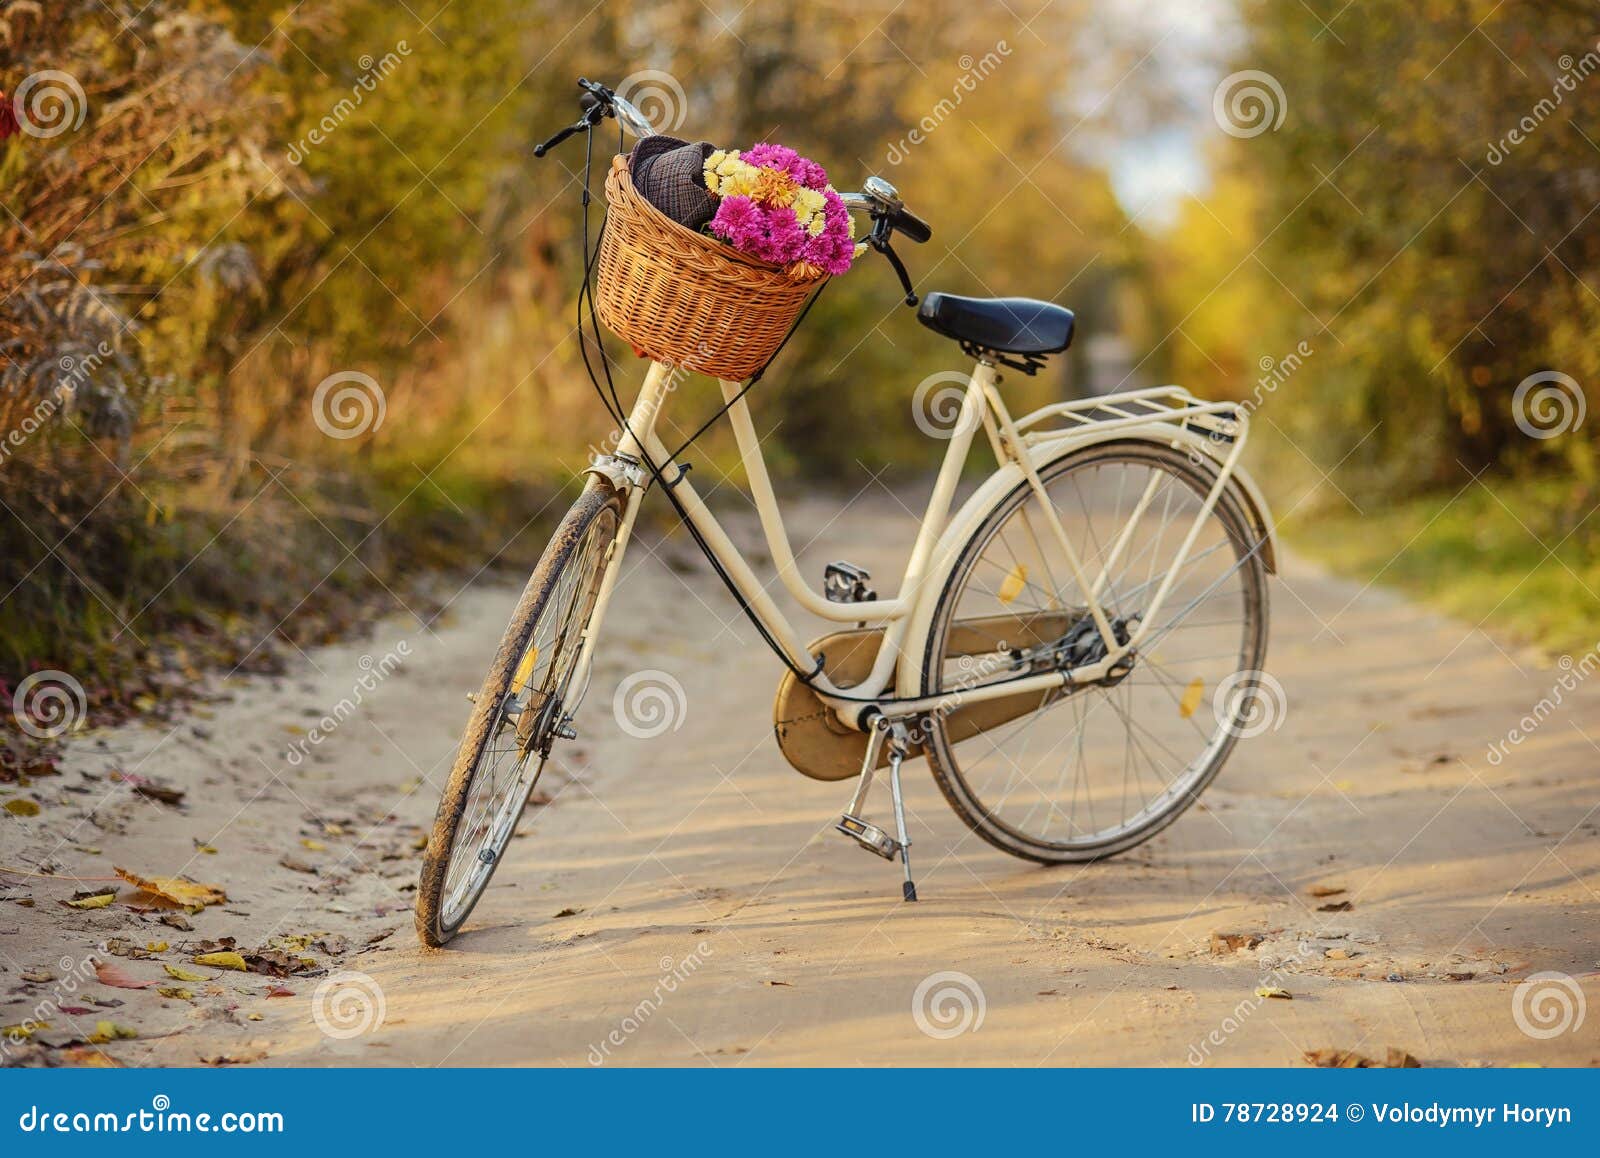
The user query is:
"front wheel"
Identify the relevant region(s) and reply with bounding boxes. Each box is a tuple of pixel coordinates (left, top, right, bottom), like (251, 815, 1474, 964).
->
(921, 441, 1270, 863)
(415, 478, 621, 946)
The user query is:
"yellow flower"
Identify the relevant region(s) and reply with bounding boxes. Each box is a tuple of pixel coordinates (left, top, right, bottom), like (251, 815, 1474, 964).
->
(806, 214, 827, 237)
(793, 187, 825, 217)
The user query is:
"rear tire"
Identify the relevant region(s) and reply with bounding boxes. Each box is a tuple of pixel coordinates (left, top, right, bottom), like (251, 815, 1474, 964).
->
(920, 441, 1269, 864)
(415, 478, 621, 947)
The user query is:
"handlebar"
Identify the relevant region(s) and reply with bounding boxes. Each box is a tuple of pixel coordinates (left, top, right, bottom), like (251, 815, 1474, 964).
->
(537, 78, 931, 303)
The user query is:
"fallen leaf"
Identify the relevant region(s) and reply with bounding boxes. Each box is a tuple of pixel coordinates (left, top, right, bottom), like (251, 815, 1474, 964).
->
(193, 951, 247, 971)
(265, 986, 294, 998)
(62, 891, 117, 910)
(1317, 900, 1354, 912)
(1307, 884, 1346, 897)
(300, 838, 325, 851)
(997, 563, 1028, 604)
(58, 1006, 93, 1015)
(87, 1020, 138, 1044)
(200, 1050, 266, 1067)
(131, 782, 185, 807)
(763, 980, 793, 987)
(3, 799, 41, 817)
(1178, 677, 1204, 719)
(2, 1021, 46, 1040)
(1304, 1047, 1371, 1068)
(278, 855, 317, 875)
(193, 842, 217, 855)
(21, 970, 54, 983)
(58, 1046, 119, 1067)
(157, 987, 194, 1001)
(247, 1013, 264, 1021)
(95, 961, 159, 990)
(114, 867, 226, 911)
(552, 907, 583, 918)
(1325, 948, 1355, 960)
(1255, 986, 1292, 1000)
(163, 964, 208, 982)
(145, 941, 168, 953)
(158, 913, 194, 932)
(1210, 931, 1264, 954)
(1304, 1046, 1419, 1069)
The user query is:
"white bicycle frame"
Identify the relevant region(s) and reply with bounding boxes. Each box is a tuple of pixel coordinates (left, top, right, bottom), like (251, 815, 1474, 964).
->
(570, 358, 1276, 732)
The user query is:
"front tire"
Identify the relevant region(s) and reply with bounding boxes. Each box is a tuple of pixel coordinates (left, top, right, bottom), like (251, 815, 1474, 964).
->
(415, 479, 621, 946)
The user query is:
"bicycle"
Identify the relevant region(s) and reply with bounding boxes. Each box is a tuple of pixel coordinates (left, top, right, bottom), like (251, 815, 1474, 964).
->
(415, 79, 1278, 947)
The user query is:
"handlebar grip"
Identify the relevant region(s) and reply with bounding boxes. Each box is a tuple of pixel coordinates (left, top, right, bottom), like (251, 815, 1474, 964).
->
(892, 207, 932, 244)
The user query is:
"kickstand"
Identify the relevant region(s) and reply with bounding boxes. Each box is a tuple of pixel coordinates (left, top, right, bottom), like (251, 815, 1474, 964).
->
(835, 717, 919, 902)
(885, 724, 917, 902)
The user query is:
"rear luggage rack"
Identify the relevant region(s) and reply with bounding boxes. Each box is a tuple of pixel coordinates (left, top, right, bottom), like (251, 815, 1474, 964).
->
(1013, 386, 1244, 453)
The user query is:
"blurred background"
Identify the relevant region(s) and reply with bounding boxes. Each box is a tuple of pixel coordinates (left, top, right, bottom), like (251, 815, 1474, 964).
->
(3, 0, 1597, 735)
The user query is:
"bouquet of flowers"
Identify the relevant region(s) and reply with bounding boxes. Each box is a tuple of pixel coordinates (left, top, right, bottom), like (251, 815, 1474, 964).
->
(701, 143, 861, 279)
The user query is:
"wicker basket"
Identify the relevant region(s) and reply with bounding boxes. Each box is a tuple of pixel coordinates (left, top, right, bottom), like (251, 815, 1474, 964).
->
(595, 155, 826, 381)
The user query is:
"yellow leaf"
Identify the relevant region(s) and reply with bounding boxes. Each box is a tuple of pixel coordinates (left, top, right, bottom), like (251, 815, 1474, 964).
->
(164, 963, 209, 982)
(157, 986, 194, 1000)
(64, 892, 117, 909)
(300, 838, 325, 851)
(1255, 986, 1292, 1000)
(193, 951, 247, 971)
(511, 645, 540, 696)
(115, 867, 226, 910)
(193, 842, 217, 855)
(88, 1020, 138, 1043)
(3, 799, 41, 817)
(2, 1021, 47, 1040)
(146, 941, 168, 952)
(1179, 677, 1205, 719)
(996, 563, 1028, 605)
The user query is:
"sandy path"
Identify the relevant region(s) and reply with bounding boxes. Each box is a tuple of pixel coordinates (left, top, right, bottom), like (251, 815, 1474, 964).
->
(3, 491, 1597, 1067)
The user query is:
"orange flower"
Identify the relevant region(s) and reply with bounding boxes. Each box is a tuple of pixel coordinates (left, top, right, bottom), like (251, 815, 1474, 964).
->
(750, 166, 798, 207)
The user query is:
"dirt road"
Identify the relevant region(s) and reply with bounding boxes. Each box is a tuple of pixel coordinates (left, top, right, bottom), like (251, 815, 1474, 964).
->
(3, 493, 1598, 1067)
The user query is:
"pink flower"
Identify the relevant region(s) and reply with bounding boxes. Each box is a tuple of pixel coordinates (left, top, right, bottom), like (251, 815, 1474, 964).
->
(710, 195, 764, 249)
(743, 142, 829, 190)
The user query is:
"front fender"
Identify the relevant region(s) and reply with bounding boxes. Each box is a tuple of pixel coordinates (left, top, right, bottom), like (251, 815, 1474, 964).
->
(894, 424, 1278, 699)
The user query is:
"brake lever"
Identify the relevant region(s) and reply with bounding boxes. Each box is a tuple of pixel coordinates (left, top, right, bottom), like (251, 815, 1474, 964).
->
(870, 221, 918, 307)
(534, 120, 589, 157)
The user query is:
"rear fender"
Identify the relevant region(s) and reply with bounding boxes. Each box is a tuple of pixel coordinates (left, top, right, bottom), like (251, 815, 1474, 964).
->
(894, 424, 1277, 699)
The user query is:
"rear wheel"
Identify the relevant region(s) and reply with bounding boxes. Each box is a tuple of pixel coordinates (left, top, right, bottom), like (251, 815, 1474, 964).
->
(415, 479, 621, 946)
(921, 441, 1269, 863)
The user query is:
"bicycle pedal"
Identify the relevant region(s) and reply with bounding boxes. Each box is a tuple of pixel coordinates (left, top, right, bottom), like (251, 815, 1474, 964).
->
(836, 813, 901, 861)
